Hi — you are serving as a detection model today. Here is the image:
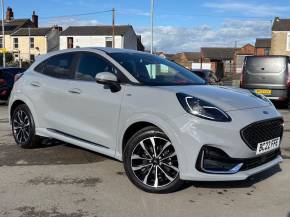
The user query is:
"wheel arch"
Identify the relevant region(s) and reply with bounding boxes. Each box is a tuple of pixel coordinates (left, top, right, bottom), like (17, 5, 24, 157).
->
(10, 100, 26, 119)
(122, 121, 160, 155)
(9, 97, 40, 128)
(117, 114, 183, 163)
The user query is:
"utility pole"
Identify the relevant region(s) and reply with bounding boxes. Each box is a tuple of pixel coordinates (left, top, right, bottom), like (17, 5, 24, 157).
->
(150, 0, 154, 54)
(1, 0, 5, 68)
(28, 27, 31, 63)
(112, 8, 115, 48)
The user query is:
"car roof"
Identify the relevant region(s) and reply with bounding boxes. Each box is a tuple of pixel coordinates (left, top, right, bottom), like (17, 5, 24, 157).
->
(34, 47, 152, 64)
(93, 47, 146, 54)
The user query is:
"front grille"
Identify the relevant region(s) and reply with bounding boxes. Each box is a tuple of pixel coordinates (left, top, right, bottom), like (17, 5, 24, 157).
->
(240, 149, 280, 171)
(241, 118, 284, 150)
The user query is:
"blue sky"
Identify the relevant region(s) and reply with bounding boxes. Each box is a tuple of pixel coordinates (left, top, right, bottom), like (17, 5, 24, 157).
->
(4, 0, 290, 52)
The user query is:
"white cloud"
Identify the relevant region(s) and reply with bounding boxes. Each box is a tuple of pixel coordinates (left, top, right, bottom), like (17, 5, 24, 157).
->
(43, 17, 102, 28)
(204, 1, 290, 17)
(137, 20, 272, 53)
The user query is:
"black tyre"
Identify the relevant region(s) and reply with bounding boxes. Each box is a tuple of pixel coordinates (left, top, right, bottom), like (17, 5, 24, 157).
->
(123, 126, 184, 193)
(12, 104, 41, 149)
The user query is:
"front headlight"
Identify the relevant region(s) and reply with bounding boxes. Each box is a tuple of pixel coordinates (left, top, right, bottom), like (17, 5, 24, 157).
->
(177, 93, 232, 122)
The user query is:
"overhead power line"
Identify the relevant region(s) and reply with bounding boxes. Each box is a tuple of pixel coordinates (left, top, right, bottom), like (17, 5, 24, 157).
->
(40, 9, 113, 20)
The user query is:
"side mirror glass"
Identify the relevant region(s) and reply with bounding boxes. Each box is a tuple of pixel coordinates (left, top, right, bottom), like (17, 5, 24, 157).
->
(95, 72, 118, 85)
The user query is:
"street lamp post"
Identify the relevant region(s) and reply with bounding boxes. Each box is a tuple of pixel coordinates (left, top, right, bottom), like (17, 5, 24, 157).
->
(1, 0, 5, 68)
(150, 0, 154, 54)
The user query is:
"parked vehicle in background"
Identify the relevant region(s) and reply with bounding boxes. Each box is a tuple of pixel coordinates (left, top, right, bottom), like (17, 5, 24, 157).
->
(9, 48, 284, 193)
(192, 69, 222, 85)
(0, 68, 26, 102)
(240, 56, 289, 107)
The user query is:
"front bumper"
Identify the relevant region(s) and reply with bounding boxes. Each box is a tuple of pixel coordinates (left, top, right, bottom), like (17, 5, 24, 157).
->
(168, 105, 283, 181)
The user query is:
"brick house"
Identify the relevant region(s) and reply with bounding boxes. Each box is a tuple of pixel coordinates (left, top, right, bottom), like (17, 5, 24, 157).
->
(235, 43, 255, 74)
(171, 52, 201, 69)
(255, 38, 271, 55)
(10, 27, 62, 62)
(201, 47, 235, 78)
(271, 17, 290, 55)
(0, 7, 38, 53)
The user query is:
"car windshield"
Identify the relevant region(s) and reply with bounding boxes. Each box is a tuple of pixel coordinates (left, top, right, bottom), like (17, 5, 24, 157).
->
(110, 52, 205, 86)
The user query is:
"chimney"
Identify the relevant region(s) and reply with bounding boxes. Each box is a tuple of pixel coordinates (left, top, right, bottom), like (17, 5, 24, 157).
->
(32, 11, 38, 28)
(6, 7, 14, 21)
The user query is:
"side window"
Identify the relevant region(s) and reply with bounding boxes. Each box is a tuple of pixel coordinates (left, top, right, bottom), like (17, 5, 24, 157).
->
(75, 53, 118, 81)
(42, 53, 75, 79)
(35, 61, 46, 73)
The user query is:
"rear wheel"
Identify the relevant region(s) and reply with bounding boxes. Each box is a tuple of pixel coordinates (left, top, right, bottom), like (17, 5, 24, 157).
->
(124, 126, 183, 193)
(12, 104, 41, 148)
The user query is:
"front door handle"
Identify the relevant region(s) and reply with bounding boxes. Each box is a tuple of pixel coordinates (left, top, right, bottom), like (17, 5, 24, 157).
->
(30, 81, 41, 87)
(68, 88, 81, 94)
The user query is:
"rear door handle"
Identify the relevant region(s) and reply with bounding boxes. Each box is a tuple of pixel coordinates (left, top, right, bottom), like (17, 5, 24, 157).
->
(30, 82, 41, 87)
(68, 88, 81, 94)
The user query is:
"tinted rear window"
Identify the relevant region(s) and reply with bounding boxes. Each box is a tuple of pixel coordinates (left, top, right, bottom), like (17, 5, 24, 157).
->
(245, 57, 287, 73)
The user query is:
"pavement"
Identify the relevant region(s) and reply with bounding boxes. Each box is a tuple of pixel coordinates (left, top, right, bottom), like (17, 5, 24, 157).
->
(0, 104, 290, 217)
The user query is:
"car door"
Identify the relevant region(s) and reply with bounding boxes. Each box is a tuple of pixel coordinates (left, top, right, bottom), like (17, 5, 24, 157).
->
(63, 52, 127, 151)
(27, 52, 77, 131)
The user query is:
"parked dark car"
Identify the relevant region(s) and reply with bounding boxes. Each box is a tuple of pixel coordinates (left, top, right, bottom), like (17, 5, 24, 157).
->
(0, 67, 26, 102)
(192, 69, 222, 85)
(240, 56, 289, 106)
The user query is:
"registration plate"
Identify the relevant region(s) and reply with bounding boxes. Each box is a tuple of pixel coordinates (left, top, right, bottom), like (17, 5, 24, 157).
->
(256, 137, 280, 155)
(255, 89, 272, 95)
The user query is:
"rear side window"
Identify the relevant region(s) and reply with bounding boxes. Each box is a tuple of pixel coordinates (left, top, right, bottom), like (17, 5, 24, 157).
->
(35, 53, 75, 79)
(75, 53, 118, 81)
(245, 57, 286, 74)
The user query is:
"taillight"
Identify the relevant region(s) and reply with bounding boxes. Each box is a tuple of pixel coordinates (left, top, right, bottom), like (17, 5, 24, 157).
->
(0, 78, 6, 85)
(288, 64, 290, 87)
(14, 73, 24, 83)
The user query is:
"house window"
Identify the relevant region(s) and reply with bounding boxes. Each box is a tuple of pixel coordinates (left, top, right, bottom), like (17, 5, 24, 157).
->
(287, 33, 290, 51)
(13, 38, 19, 49)
(67, 37, 74, 49)
(30, 37, 34, 49)
(106, 37, 113, 48)
(0, 37, 3, 48)
(30, 54, 35, 62)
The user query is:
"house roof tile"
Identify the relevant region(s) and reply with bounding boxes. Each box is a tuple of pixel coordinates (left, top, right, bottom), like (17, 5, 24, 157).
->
(255, 38, 271, 48)
(1, 19, 32, 34)
(201, 47, 235, 60)
(11, 27, 53, 36)
(272, 17, 290, 31)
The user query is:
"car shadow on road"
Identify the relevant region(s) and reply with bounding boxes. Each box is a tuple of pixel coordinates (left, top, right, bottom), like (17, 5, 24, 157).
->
(186, 165, 282, 190)
(0, 138, 114, 167)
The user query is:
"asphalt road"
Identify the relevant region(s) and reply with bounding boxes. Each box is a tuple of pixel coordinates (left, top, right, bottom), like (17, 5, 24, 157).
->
(0, 105, 290, 217)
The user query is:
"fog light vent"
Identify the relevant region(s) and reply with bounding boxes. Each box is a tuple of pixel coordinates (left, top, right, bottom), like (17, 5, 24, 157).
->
(197, 146, 243, 174)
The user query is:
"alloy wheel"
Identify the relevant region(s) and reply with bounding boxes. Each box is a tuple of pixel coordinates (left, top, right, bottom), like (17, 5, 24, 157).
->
(13, 109, 31, 144)
(130, 136, 179, 188)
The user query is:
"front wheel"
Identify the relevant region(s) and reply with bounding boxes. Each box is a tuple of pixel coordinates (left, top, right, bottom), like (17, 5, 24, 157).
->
(123, 126, 183, 193)
(12, 104, 41, 148)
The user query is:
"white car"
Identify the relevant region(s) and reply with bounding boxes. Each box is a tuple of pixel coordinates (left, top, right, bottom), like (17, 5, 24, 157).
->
(9, 48, 284, 193)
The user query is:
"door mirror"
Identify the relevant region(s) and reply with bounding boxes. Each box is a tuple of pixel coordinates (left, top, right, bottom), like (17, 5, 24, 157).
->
(95, 72, 118, 85)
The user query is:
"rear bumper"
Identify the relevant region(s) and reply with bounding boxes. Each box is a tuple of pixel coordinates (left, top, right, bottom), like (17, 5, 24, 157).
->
(243, 88, 289, 101)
